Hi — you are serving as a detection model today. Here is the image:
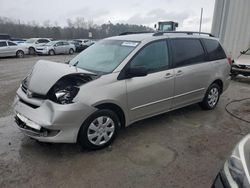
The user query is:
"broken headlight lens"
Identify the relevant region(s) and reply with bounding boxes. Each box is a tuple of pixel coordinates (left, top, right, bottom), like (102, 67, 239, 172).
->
(54, 86, 79, 104)
(48, 85, 79, 105)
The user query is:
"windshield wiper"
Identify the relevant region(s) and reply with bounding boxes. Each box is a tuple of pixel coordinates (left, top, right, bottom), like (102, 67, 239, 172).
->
(73, 61, 79, 66)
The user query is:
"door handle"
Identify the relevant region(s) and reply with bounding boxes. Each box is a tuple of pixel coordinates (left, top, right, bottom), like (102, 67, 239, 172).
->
(164, 73, 173, 79)
(176, 70, 183, 76)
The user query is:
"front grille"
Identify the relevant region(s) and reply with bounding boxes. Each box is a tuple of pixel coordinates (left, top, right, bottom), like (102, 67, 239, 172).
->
(21, 84, 47, 100)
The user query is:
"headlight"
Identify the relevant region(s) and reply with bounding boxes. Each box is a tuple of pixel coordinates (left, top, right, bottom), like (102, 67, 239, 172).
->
(54, 86, 79, 104)
(228, 155, 246, 187)
(47, 74, 97, 105)
(224, 136, 250, 188)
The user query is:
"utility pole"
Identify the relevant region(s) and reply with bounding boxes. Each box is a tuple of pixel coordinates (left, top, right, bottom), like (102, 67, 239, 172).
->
(199, 8, 203, 33)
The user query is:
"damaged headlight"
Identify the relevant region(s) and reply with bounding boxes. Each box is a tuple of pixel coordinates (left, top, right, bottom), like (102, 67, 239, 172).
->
(54, 86, 79, 104)
(47, 73, 97, 105)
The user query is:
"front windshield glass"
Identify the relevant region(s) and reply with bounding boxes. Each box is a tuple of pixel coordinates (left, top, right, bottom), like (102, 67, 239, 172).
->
(69, 40, 139, 74)
(26, 39, 36, 43)
(245, 48, 250, 55)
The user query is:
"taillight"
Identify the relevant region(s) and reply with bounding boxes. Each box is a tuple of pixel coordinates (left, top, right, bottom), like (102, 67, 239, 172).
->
(227, 57, 233, 66)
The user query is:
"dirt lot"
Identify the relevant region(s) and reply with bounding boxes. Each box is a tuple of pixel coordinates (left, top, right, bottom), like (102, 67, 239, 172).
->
(0, 55, 250, 188)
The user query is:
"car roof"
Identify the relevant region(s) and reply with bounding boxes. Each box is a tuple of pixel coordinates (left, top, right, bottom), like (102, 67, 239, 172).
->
(106, 32, 219, 42)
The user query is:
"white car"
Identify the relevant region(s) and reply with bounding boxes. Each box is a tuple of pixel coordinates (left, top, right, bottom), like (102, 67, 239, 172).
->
(231, 48, 250, 77)
(21, 38, 51, 55)
(74, 39, 95, 47)
(35, 41, 75, 55)
(0, 40, 28, 58)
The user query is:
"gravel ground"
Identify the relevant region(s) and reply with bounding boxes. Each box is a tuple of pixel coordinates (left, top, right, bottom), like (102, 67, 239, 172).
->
(0, 55, 249, 188)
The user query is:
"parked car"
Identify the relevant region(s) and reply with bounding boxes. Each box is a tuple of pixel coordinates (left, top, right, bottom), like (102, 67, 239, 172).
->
(231, 48, 250, 77)
(21, 38, 51, 55)
(35, 40, 75, 55)
(12, 38, 27, 44)
(69, 40, 86, 52)
(0, 40, 28, 58)
(13, 32, 231, 150)
(74, 39, 95, 49)
(212, 134, 250, 188)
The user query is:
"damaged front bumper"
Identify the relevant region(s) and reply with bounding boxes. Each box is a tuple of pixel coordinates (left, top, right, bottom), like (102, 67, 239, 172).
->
(231, 64, 250, 76)
(13, 87, 96, 143)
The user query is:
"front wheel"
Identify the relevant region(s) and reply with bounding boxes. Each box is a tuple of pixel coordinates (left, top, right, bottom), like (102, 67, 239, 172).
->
(29, 47, 36, 55)
(199, 83, 221, 110)
(48, 50, 55, 56)
(69, 48, 74, 54)
(78, 109, 120, 150)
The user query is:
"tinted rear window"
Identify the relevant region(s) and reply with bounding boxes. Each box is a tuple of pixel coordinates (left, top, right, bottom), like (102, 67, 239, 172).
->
(171, 39, 206, 67)
(202, 39, 226, 61)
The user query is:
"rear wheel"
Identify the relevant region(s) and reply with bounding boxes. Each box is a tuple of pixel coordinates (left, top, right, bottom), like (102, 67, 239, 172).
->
(199, 83, 221, 110)
(16, 50, 24, 58)
(48, 50, 55, 56)
(78, 109, 119, 150)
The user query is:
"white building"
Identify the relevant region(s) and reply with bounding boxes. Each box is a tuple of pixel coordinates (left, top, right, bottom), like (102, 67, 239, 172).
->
(212, 0, 250, 58)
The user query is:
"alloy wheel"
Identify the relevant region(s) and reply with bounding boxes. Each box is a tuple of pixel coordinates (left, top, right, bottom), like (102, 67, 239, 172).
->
(208, 87, 219, 107)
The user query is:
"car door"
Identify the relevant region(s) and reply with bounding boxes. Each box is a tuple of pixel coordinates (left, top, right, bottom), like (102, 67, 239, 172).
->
(54, 42, 64, 54)
(7, 41, 18, 56)
(63, 42, 69, 53)
(170, 38, 213, 109)
(0, 41, 8, 57)
(125, 40, 175, 122)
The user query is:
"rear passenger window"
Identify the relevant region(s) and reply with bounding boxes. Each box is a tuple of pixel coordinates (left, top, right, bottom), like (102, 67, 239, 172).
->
(8, 41, 17, 46)
(130, 40, 169, 73)
(0, 41, 7, 47)
(171, 39, 206, 67)
(203, 39, 226, 61)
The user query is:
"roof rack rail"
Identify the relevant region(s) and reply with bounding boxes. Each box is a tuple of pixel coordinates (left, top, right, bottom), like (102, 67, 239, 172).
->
(119, 31, 154, 36)
(153, 31, 215, 37)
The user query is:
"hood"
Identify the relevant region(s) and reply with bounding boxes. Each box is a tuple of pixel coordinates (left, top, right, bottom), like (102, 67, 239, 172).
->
(236, 55, 250, 65)
(25, 60, 96, 95)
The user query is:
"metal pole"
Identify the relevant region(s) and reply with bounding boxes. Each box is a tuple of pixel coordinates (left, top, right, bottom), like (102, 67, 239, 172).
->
(199, 8, 203, 33)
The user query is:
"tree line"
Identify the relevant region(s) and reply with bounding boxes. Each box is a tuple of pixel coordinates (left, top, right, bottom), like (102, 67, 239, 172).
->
(0, 17, 153, 39)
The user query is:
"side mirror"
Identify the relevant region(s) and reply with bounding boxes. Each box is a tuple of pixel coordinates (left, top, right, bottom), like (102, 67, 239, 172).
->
(240, 51, 246, 54)
(126, 67, 148, 78)
(154, 24, 157, 29)
(35, 41, 39, 44)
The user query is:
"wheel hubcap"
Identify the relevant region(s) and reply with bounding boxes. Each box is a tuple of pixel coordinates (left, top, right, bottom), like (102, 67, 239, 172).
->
(208, 87, 219, 107)
(87, 116, 115, 146)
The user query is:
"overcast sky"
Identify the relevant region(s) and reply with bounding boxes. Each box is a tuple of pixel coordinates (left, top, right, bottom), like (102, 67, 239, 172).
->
(0, 0, 215, 32)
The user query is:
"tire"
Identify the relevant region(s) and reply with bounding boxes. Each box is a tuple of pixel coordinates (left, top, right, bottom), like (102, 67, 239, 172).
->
(199, 83, 221, 110)
(29, 47, 36, 55)
(78, 109, 120, 150)
(16, 50, 24, 58)
(69, 48, 74, 54)
(48, 50, 55, 56)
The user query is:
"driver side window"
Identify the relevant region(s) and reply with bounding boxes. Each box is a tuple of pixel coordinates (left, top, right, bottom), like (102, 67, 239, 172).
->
(130, 40, 169, 73)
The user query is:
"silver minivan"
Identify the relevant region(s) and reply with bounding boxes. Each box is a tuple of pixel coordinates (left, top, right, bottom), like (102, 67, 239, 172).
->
(13, 32, 231, 149)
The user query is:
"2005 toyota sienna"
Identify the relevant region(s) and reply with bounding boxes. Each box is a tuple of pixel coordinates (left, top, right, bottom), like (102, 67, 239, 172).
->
(13, 31, 231, 149)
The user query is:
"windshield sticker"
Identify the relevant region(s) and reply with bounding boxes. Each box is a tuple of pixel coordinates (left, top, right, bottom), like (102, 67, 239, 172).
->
(121, 42, 139, 47)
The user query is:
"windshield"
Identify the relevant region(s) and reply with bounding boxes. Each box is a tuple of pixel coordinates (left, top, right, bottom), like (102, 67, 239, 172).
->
(26, 38, 36, 43)
(69, 40, 139, 74)
(245, 48, 250, 55)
